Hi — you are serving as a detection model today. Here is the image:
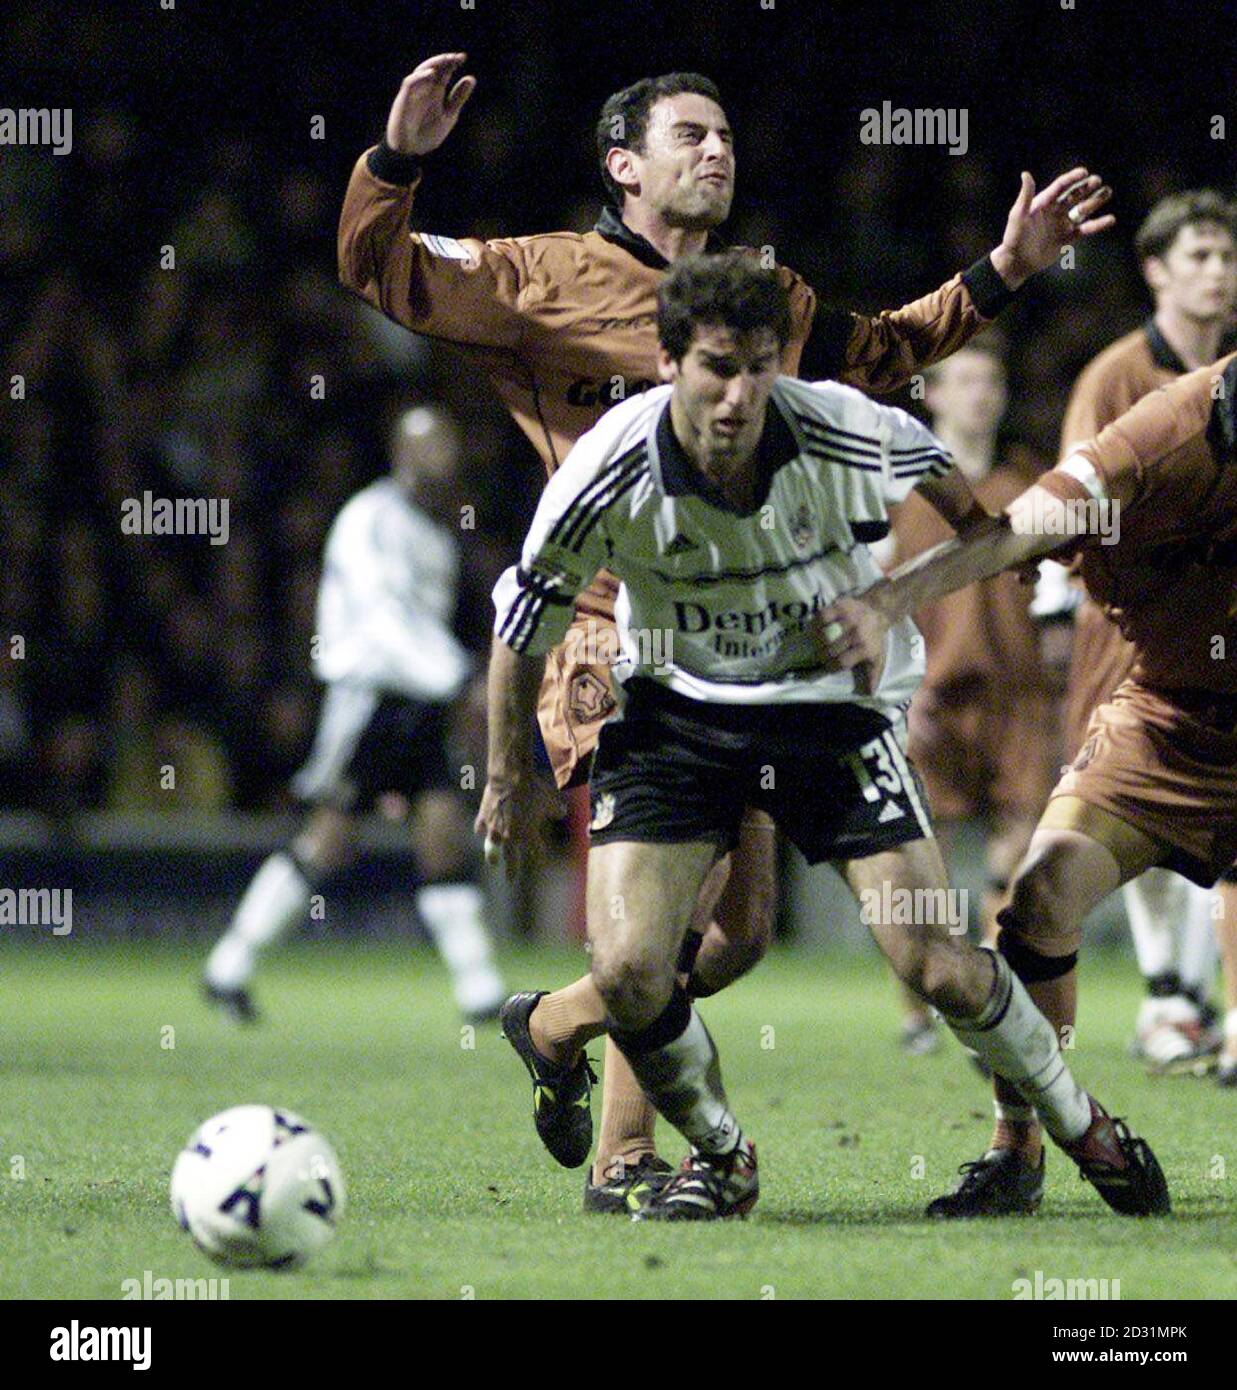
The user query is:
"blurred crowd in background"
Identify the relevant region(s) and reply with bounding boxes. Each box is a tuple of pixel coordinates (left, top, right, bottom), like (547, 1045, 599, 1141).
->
(0, 0, 1230, 816)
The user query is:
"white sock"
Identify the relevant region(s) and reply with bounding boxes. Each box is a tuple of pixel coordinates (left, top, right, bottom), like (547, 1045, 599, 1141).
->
(616, 1004, 741, 1156)
(1179, 882, 1219, 999)
(1123, 868, 1186, 980)
(1137, 993, 1200, 1037)
(1225, 1008, 1237, 1045)
(415, 882, 504, 1016)
(206, 852, 312, 990)
(941, 953, 1092, 1144)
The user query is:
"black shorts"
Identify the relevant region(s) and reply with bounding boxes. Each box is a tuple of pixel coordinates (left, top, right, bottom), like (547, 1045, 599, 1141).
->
(588, 679, 934, 865)
(292, 686, 454, 813)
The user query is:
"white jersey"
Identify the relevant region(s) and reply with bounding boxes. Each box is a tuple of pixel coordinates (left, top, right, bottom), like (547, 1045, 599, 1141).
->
(313, 478, 470, 702)
(493, 377, 956, 718)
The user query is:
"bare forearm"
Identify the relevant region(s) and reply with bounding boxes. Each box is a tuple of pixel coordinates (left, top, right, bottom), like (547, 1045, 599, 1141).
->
(913, 467, 992, 536)
(871, 513, 1054, 623)
(486, 637, 544, 783)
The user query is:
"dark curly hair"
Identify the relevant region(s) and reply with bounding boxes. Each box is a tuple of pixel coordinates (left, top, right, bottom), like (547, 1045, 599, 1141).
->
(657, 251, 791, 362)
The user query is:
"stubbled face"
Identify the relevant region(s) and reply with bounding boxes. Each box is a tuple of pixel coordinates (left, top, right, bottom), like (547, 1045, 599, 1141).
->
(925, 350, 1007, 438)
(660, 324, 781, 471)
(616, 93, 734, 228)
(1145, 222, 1237, 323)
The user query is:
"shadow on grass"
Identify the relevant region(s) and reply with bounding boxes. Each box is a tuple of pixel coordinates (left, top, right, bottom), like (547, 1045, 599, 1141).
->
(756, 1199, 1226, 1228)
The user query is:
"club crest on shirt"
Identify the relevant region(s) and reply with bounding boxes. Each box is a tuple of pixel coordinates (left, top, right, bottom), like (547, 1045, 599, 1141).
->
(568, 670, 616, 725)
(788, 505, 815, 554)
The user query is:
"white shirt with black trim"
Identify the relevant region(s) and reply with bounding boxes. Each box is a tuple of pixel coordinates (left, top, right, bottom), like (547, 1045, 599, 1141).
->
(314, 478, 471, 702)
(493, 377, 955, 719)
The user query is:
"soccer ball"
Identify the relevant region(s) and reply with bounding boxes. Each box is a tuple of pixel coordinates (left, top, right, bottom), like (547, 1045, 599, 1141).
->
(170, 1105, 346, 1269)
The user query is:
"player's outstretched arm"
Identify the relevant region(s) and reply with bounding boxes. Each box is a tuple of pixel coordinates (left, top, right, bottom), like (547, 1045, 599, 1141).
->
(814, 482, 1087, 674)
(819, 168, 1112, 395)
(338, 53, 525, 349)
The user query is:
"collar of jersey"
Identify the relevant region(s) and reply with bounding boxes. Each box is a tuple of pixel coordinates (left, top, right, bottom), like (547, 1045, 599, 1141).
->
(593, 205, 727, 271)
(1144, 316, 1237, 377)
(652, 384, 799, 514)
(1143, 316, 1189, 375)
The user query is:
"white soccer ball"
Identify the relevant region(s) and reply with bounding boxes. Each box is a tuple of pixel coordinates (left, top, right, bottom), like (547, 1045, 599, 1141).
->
(170, 1105, 346, 1269)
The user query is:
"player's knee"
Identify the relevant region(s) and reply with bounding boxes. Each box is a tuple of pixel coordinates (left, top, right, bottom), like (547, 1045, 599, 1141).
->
(686, 937, 759, 998)
(904, 939, 969, 1014)
(590, 951, 673, 1032)
(712, 929, 767, 989)
(417, 829, 468, 882)
(1005, 857, 1081, 947)
(995, 909, 1078, 986)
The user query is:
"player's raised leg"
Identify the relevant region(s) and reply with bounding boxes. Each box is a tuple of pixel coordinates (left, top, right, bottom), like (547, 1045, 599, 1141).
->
(925, 802, 1170, 1217)
(505, 820, 772, 1209)
(586, 806, 773, 1208)
(204, 805, 355, 1021)
(841, 834, 1108, 1217)
(586, 838, 759, 1222)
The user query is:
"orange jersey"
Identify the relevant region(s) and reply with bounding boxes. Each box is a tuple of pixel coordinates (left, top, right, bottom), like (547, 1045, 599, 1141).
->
(1039, 352, 1237, 696)
(338, 143, 1017, 621)
(892, 450, 1047, 691)
(1060, 323, 1190, 449)
(1057, 322, 1195, 748)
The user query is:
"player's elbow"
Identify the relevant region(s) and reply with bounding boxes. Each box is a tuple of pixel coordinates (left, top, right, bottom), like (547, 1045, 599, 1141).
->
(337, 231, 364, 294)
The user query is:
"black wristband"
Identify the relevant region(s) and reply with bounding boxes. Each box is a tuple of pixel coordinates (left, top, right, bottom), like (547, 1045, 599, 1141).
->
(963, 254, 1018, 318)
(367, 139, 423, 185)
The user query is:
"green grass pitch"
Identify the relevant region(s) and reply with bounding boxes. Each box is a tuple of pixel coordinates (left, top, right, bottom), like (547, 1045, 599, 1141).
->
(3, 937, 1235, 1300)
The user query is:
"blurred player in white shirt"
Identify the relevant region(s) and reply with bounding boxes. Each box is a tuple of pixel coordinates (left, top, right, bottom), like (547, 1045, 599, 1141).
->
(204, 406, 505, 1021)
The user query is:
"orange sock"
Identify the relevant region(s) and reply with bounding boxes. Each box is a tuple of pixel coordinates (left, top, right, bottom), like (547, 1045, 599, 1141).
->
(591, 1037, 658, 1184)
(529, 976, 608, 1065)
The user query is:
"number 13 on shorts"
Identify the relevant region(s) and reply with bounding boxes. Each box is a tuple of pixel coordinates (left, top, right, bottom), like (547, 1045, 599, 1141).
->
(843, 734, 906, 803)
